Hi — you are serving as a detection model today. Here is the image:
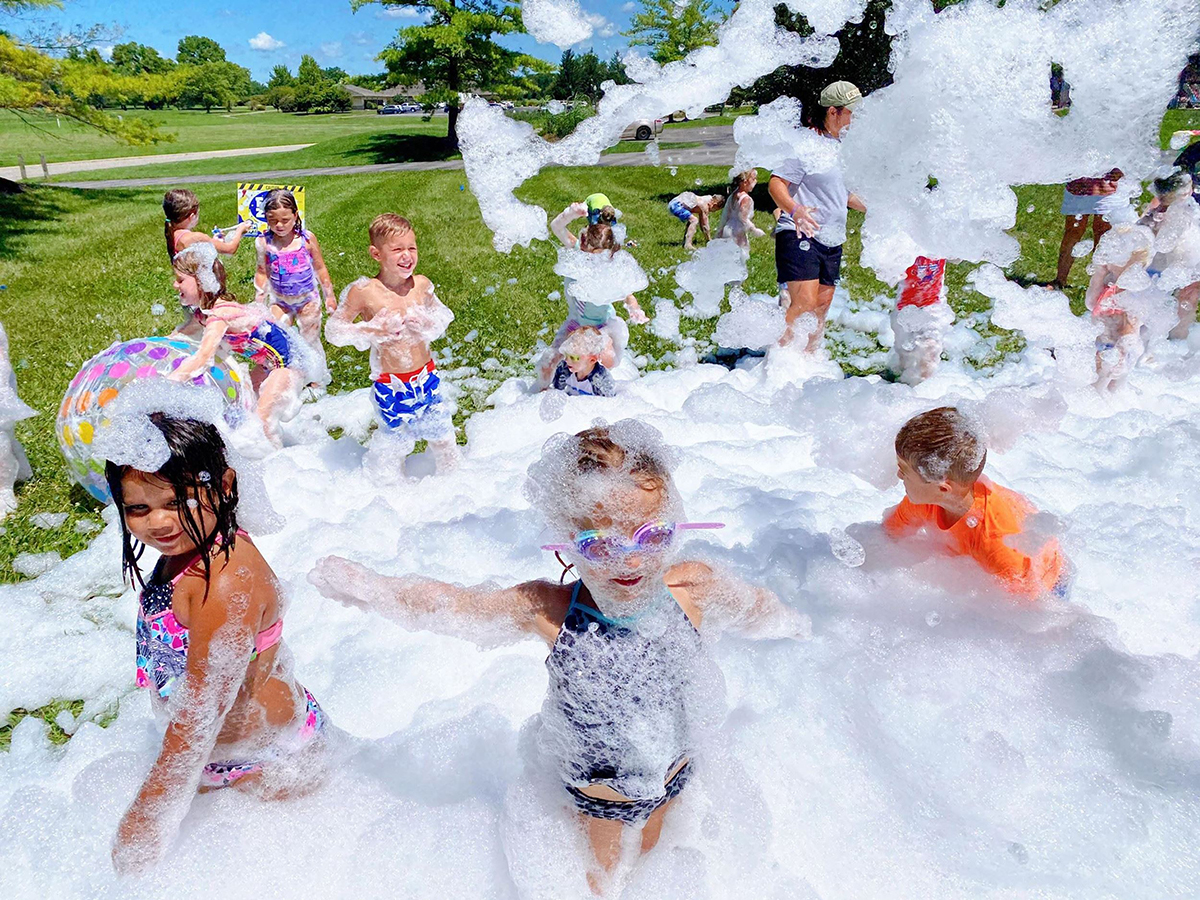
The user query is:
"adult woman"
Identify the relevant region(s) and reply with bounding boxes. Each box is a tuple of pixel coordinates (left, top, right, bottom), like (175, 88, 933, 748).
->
(1050, 169, 1133, 291)
(768, 81, 867, 351)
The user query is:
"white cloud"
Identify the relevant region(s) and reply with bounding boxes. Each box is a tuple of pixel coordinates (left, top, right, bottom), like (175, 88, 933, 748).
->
(320, 41, 343, 59)
(621, 1, 635, 11)
(587, 12, 616, 38)
(249, 32, 285, 51)
(377, 6, 428, 18)
(97, 43, 114, 60)
(347, 30, 373, 46)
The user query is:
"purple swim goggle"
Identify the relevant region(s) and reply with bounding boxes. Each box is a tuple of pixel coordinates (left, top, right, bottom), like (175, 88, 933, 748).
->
(541, 520, 725, 563)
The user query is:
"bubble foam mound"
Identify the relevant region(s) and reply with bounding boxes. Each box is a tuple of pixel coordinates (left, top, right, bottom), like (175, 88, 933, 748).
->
(6, 343, 1200, 898)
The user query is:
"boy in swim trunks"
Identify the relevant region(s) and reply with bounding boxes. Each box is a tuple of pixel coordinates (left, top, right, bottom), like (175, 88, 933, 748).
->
(667, 191, 726, 250)
(325, 213, 459, 479)
(884, 407, 1066, 600)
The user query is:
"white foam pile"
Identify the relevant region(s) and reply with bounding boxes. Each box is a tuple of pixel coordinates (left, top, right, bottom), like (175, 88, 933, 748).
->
(521, 0, 597, 48)
(4, 340, 1200, 897)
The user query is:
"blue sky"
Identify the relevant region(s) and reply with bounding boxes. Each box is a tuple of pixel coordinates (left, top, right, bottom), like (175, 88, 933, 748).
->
(8, 0, 712, 81)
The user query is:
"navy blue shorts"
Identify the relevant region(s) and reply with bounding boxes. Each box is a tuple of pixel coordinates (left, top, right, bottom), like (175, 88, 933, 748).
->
(775, 231, 843, 286)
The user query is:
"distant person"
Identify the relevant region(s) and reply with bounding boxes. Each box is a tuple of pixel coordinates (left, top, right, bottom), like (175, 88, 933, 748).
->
(667, 190, 726, 250)
(162, 188, 250, 260)
(890, 256, 952, 385)
(1049, 169, 1133, 291)
(883, 407, 1066, 600)
(1173, 133, 1200, 204)
(716, 169, 766, 251)
(768, 81, 867, 351)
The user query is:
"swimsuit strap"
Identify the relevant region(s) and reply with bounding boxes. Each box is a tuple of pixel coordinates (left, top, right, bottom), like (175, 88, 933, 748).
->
(166, 528, 249, 585)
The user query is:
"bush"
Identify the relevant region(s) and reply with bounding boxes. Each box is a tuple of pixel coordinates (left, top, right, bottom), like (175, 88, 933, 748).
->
(543, 104, 593, 139)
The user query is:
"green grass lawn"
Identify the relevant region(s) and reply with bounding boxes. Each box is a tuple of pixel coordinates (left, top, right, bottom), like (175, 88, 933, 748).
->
(1, 108, 449, 166)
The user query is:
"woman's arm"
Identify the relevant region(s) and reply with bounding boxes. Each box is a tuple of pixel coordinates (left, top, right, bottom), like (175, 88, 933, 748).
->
(551, 202, 587, 249)
(306, 233, 338, 312)
(768, 175, 820, 237)
(669, 560, 811, 640)
(308, 556, 566, 646)
(112, 559, 262, 874)
(168, 320, 228, 383)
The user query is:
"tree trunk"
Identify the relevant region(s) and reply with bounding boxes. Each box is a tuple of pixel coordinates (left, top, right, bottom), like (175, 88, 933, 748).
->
(447, 102, 460, 149)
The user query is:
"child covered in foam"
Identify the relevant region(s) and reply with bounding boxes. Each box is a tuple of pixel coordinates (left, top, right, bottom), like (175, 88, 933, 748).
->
(716, 170, 765, 251)
(1138, 171, 1200, 340)
(550, 326, 617, 397)
(169, 244, 318, 448)
(325, 213, 459, 478)
(539, 199, 649, 388)
(890, 256, 954, 385)
(102, 407, 328, 876)
(0, 321, 34, 516)
(309, 420, 808, 894)
(883, 407, 1066, 600)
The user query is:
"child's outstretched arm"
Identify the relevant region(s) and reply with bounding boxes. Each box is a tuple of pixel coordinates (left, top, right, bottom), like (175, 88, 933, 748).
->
(622, 294, 649, 324)
(112, 560, 264, 874)
(551, 202, 587, 249)
(308, 556, 566, 647)
(741, 195, 765, 238)
(305, 232, 338, 312)
(668, 560, 811, 640)
(210, 221, 252, 255)
(168, 320, 228, 383)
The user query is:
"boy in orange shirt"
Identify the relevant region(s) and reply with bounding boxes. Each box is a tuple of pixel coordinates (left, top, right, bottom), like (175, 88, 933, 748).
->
(883, 407, 1066, 599)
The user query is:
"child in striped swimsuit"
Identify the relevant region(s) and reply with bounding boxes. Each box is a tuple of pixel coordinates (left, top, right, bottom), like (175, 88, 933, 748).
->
(325, 213, 459, 480)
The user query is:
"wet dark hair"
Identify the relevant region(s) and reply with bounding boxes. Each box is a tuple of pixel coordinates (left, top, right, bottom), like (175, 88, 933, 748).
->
(163, 188, 199, 259)
(106, 413, 239, 598)
(580, 206, 620, 253)
(1152, 171, 1194, 204)
(263, 189, 304, 237)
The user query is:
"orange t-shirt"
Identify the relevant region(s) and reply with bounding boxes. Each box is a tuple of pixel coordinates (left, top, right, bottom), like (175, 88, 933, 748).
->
(883, 477, 1064, 599)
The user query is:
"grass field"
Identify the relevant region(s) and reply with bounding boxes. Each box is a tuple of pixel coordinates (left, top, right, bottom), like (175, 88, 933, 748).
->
(0, 108, 448, 166)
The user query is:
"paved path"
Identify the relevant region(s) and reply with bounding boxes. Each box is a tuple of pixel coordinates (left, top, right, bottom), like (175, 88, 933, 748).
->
(0, 143, 315, 182)
(54, 126, 736, 190)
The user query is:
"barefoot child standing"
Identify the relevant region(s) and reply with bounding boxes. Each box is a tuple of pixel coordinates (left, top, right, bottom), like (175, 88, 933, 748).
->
(325, 213, 459, 479)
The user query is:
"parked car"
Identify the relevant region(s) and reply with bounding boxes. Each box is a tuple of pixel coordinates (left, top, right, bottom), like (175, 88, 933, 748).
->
(377, 104, 403, 115)
(619, 118, 665, 142)
(397, 102, 422, 113)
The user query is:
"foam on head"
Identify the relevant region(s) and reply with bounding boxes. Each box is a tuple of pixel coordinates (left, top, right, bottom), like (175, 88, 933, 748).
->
(895, 405, 987, 485)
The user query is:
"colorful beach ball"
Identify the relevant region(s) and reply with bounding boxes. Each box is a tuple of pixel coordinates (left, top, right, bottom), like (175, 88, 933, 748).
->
(57, 336, 254, 503)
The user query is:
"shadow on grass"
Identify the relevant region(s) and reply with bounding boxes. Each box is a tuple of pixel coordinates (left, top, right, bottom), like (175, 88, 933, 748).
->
(0, 187, 72, 261)
(342, 133, 459, 165)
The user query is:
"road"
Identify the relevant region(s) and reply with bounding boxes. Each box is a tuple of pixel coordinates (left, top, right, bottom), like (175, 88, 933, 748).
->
(52, 125, 737, 190)
(0, 144, 315, 182)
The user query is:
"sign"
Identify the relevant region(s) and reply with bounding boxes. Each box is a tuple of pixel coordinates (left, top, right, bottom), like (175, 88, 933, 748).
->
(236, 183, 306, 237)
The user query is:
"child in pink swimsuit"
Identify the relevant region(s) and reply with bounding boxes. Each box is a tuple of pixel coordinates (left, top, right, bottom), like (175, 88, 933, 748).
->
(105, 412, 327, 875)
(253, 189, 336, 383)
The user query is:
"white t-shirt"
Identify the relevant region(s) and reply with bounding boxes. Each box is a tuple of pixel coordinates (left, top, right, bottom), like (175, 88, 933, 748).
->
(772, 133, 849, 247)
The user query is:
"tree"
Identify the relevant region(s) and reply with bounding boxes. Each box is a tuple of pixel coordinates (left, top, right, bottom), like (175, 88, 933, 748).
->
(322, 65, 349, 83)
(176, 34, 226, 66)
(0, 31, 162, 189)
(622, 0, 720, 65)
(178, 61, 240, 111)
(111, 41, 173, 75)
(360, 0, 527, 147)
(553, 48, 623, 103)
(297, 54, 324, 85)
(267, 64, 294, 88)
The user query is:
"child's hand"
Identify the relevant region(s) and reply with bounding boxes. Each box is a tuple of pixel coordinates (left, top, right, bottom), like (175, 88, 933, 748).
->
(308, 556, 383, 612)
(627, 305, 649, 325)
(324, 287, 338, 313)
(571, 201, 589, 216)
(236, 221, 253, 234)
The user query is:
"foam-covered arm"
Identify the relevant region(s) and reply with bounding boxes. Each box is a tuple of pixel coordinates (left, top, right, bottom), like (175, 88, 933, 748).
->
(308, 556, 557, 647)
(169, 320, 227, 383)
(741, 196, 765, 237)
(551, 203, 587, 248)
(672, 560, 811, 641)
(324, 279, 380, 351)
(112, 564, 259, 874)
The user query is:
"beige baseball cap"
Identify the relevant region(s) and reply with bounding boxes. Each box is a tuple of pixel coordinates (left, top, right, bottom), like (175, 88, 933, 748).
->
(819, 81, 863, 109)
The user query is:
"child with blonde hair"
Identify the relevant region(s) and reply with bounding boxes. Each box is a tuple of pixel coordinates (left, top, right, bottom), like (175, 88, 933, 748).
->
(550, 326, 617, 397)
(169, 244, 315, 447)
(884, 407, 1066, 600)
(325, 213, 459, 479)
(309, 420, 807, 894)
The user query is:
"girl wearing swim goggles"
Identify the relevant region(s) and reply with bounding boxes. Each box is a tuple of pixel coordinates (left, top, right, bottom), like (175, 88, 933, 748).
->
(309, 421, 808, 893)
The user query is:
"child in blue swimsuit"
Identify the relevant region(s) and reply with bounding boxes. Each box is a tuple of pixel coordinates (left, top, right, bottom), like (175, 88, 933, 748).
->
(309, 420, 807, 893)
(105, 412, 327, 875)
